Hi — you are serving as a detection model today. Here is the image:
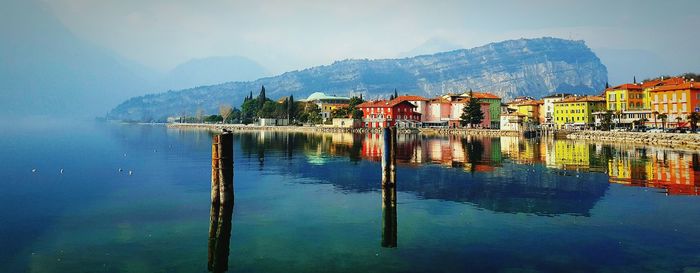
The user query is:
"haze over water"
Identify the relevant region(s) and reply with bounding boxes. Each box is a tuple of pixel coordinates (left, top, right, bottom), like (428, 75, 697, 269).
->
(1, 122, 699, 272)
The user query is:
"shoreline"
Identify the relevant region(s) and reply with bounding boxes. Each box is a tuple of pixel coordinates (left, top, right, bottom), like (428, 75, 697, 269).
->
(166, 123, 522, 137)
(164, 123, 700, 150)
(566, 130, 700, 150)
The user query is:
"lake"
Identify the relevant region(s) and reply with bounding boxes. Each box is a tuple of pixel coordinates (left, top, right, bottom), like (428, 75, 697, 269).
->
(1, 122, 699, 273)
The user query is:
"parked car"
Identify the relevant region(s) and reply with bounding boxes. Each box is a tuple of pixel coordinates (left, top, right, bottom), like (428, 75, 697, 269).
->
(648, 128, 664, 133)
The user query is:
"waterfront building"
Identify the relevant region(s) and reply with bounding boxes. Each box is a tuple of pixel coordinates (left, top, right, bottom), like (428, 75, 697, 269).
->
(463, 92, 502, 128)
(507, 99, 543, 124)
(605, 84, 646, 111)
(422, 96, 491, 128)
(649, 80, 700, 128)
(301, 92, 351, 121)
(542, 93, 573, 128)
(552, 95, 606, 129)
(397, 95, 429, 121)
(356, 98, 422, 128)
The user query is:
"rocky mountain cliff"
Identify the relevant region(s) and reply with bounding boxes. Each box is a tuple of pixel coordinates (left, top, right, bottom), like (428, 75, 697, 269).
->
(108, 37, 607, 122)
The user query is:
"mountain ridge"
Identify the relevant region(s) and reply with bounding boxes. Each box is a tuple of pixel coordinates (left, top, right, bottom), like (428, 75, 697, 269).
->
(108, 37, 608, 122)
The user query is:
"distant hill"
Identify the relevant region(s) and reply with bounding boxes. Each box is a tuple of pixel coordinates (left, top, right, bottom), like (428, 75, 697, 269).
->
(160, 56, 269, 91)
(108, 37, 608, 122)
(0, 0, 155, 118)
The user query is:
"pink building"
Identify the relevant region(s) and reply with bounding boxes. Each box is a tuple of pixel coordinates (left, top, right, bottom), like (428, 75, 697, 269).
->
(422, 96, 491, 128)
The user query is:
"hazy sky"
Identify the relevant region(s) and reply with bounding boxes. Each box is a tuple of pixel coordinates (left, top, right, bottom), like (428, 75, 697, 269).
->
(41, 0, 700, 80)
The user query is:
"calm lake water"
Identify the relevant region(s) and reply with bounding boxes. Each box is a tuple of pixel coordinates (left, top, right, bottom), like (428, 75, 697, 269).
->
(1, 122, 699, 273)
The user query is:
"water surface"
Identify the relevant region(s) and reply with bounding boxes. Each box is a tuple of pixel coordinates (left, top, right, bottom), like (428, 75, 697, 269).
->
(1, 123, 699, 272)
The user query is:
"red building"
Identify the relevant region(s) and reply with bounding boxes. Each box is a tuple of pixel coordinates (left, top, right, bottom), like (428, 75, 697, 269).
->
(357, 98, 422, 128)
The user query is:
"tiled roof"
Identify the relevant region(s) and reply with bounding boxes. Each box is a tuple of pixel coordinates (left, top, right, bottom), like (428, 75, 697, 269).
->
(395, 95, 429, 101)
(470, 92, 501, 99)
(606, 83, 642, 91)
(649, 82, 700, 92)
(553, 95, 605, 103)
(356, 98, 416, 108)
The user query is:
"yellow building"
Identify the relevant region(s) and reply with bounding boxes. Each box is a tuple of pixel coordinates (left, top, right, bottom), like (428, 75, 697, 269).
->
(605, 84, 646, 111)
(512, 100, 543, 124)
(552, 96, 606, 129)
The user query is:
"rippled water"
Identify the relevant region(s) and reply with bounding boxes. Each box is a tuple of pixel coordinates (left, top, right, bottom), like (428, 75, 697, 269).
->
(1, 122, 699, 272)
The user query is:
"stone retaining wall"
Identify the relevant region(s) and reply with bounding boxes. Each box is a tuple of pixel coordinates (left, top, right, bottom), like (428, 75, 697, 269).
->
(167, 123, 520, 137)
(566, 131, 700, 150)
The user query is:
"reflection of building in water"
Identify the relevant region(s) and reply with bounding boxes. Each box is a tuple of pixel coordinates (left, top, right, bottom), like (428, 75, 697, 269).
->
(360, 134, 501, 172)
(499, 137, 546, 164)
(553, 141, 591, 170)
(608, 148, 700, 195)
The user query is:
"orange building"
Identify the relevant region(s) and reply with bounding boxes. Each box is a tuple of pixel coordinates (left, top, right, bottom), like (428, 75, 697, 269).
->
(649, 81, 700, 127)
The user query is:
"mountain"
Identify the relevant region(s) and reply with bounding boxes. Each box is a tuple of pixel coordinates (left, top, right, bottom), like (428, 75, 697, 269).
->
(0, 0, 157, 118)
(108, 37, 608, 122)
(160, 56, 269, 91)
(396, 37, 463, 58)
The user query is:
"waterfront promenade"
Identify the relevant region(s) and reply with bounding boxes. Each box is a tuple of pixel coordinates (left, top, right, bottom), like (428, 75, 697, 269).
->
(166, 123, 700, 150)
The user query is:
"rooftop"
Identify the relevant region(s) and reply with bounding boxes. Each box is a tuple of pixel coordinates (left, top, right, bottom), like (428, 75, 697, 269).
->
(553, 95, 605, 103)
(302, 92, 351, 102)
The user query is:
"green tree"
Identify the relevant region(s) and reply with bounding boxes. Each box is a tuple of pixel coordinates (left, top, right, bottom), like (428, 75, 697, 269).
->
(257, 85, 267, 109)
(259, 101, 278, 118)
(351, 109, 364, 119)
(601, 110, 613, 131)
(658, 113, 668, 130)
(459, 90, 484, 128)
(241, 98, 260, 124)
(287, 95, 295, 121)
(306, 103, 322, 124)
(688, 112, 699, 133)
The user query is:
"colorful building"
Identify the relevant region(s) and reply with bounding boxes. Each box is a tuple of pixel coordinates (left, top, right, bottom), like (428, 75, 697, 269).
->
(605, 84, 645, 111)
(649, 81, 700, 128)
(465, 92, 502, 128)
(542, 93, 573, 128)
(553, 96, 606, 129)
(356, 98, 421, 128)
(509, 99, 543, 124)
(301, 92, 351, 121)
(422, 95, 492, 128)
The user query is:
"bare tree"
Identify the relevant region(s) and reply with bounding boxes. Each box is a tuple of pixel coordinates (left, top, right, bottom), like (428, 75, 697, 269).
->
(219, 104, 233, 124)
(195, 108, 205, 123)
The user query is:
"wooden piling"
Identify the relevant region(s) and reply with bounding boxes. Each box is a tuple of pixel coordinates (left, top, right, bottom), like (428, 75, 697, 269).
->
(211, 135, 221, 205)
(382, 127, 397, 187)
(217, 131, 234, 204)
(209, 130, 235, 273)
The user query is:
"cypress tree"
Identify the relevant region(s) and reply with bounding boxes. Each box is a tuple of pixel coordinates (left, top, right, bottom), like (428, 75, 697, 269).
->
(605, 82, 609, 89)
(394, 88, 398, 99)
(460, 90, 484, 127)
(258, 85, 266, 108)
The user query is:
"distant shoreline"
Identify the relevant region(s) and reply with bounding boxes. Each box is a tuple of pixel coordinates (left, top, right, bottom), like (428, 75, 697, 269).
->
(165, 123, 522, 137)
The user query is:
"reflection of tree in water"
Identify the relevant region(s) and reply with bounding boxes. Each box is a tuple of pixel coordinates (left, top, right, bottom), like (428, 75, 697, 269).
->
(462, 137, 484, 173)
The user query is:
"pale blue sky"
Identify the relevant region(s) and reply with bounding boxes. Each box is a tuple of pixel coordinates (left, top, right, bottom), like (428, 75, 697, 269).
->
(32, 0, 700, 82)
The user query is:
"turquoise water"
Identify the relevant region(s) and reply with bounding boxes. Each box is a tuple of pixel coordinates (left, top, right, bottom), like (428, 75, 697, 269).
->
(1, 122, 699, 272)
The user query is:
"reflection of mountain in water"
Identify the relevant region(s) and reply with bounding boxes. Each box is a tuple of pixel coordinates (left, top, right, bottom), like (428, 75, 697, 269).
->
(232, 131, 609, 216)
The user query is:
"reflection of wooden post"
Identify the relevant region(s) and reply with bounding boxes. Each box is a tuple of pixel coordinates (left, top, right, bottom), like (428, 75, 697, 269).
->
(381, 186, 397, 248)
(381, 126, 397, 248)
(208, 202, 234, 273)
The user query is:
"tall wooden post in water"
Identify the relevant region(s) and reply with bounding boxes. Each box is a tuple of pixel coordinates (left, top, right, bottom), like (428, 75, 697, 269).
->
(381, 126, 397, 247)
(382, 127, 397, 187)
(209, 130, 234, 273)
(212, 131, 234, 205)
